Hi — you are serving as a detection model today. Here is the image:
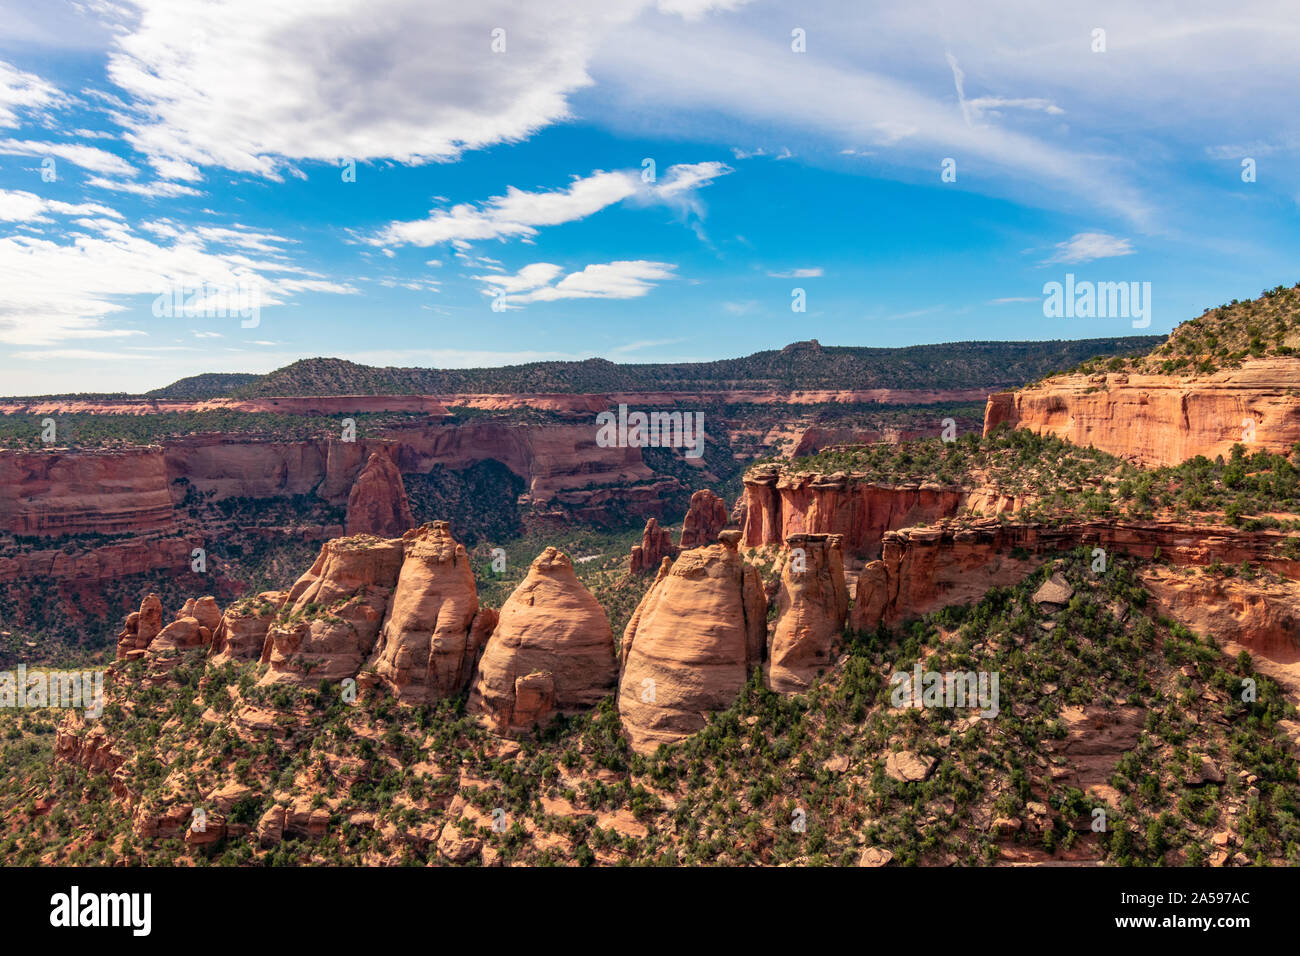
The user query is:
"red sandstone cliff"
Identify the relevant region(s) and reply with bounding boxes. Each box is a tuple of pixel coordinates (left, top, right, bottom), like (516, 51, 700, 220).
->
(849, 516, 1300, 634)
(983, 357, 1300, 466)
(0, 447, 176, 536)
(739, 464, 1023, 558)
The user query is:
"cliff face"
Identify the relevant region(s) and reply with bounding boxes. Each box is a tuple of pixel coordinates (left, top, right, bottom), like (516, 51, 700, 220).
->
(0, 447, 176, 536)
(984, 357, 1300, 466)
(1141, 567, 1300, 695)
(468, 548, 616, 735)
(740, 465, 1016, 558)
(849, 517, 1300, 634)
(618, 531, 767, 754)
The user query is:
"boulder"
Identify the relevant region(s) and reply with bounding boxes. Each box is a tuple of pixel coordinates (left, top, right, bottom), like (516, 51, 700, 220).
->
(1032, 572, 1074, 608)
(885, 750, 936, 782)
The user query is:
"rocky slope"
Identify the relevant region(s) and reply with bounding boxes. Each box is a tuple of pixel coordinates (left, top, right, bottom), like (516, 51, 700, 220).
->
(34, 547, 1300, 868)
(848, 517, 1300, 683)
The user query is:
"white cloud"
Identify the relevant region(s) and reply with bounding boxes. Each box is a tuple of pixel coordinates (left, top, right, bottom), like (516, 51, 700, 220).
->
(85, 176, 202, 198)
(1044, 232, 1135, 265)
(372, 161, 730, 248)
(966, 97, 1064, 119)
(99, 0, 748, 179)
(0, 189, 123, 223)
(0, 60, 64, 128)
(477, 260, 676, 306)
(0, 138, 135, 176)
(0, 210, 356, 345)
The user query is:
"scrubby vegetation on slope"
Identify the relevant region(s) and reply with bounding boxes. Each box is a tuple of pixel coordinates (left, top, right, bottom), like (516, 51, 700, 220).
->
(4, 552, 1295, 867)
(1063, 283, 1300, 379)
(782, 430, 1300, 527)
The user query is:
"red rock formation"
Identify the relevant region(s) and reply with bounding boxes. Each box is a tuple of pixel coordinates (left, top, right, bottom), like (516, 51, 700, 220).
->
(679, 489, 729, 548)
(1142, 567, 1300, 695)
(790, 426, 931, 458)
(767, 534, 849, 693)
(260, 535, 405, 685)
(345, 451, 414, 537)
(0, 447, 176, 536)
(116, 593, 163, 659)
(618, 530, 767, 753)
(468, 547, 616, 734)
(0, 535, 195, 586)
(740, 465, 994, 558)
(369, 522, 492, 702)
(849, 517, 1300, 634)
(983, 357, 1300, 466)
(178, 596, 222, 632)
(210, 592, 286, 663)
(630, 517, 678, 573)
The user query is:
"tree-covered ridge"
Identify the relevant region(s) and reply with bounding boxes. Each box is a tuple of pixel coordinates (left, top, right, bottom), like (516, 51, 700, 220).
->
(1061, 283, 1300, 380)
(227, 338, 1162, 398)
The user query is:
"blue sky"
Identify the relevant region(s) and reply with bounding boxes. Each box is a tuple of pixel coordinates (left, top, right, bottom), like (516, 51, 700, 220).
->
(0, 0, 1298, 393)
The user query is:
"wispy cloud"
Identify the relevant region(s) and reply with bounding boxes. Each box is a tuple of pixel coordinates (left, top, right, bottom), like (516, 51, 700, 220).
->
(476, 260, 677, 307)
(371, 162, 731, 249)
(1043, 232, 1135, 265)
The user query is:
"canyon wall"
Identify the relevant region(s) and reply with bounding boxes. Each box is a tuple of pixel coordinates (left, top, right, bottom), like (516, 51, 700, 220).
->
(850, 516, 1300, 634)
(740, 465, 1025, 558)
(983, 357, 1300, 466)
(0, 447, 176, 536)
